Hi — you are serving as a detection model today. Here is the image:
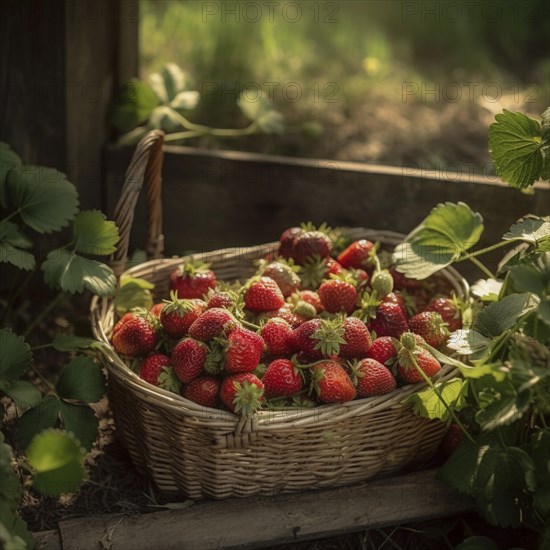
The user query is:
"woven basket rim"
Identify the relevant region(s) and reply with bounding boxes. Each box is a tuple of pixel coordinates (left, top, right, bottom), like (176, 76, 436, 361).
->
(91, 229, 469, 429)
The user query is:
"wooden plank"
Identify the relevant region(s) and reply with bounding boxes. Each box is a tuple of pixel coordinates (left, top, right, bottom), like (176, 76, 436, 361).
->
(33, 530, 62, 550)
(57, 469, 473, 550)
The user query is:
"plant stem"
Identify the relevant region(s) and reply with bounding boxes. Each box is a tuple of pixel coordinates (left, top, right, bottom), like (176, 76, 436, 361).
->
(23, 292, 65, 338)
(468, 256, 495, 279)
(459, 240, 514, 260)
(241, 319, 261, 331)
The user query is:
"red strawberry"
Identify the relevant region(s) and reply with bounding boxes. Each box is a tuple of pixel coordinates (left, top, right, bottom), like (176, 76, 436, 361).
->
(279, 226, 303, 259)
(311, 361, 356, 403)
(290, 319, 327, 359)
(425, 297, 462, 332)
(408, 311, 449, 348)
(188, 308, 237, 341)
(367, 336, 398, 366)
(224, 327, 265, 374)
(183, 376, 221, 408)
(340, 317, 372, 358)
(389, 268, 422, 290)
(169, 259, 216, 299)
(149, 303, 166, 317)
(381, 292, 407, 317)
(220, 373, 265, 414)
(270, 306, 308, 329)
(171, 337, 208, 382)
(300, 256, 343, 289)
(293, 230, 332, 265)
(291, 290, 324, 313)
(261, 261, 301, 298)
(112, 313, 157, 357)
(244, 277, 285, 312)
(206, 291, 235, 310)
(397, 335, 441, 384)
(351, 358, 396, 397)
(138, 353, 170, 386)
(337, 239, 375, 270)
(369, 302, 409, 339)
(160, 296, 206, 339)
(260, 318, 293, 356)
(440, 423, 465, 456)
(262, 358, 303, 399)
(318, 279, 358, 314)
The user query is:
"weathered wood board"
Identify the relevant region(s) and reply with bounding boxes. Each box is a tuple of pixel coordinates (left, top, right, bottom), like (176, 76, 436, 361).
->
(35, 469, 472, 550)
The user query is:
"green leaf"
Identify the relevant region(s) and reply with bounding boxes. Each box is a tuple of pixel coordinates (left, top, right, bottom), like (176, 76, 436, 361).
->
(535, 479, 550, 519)
(0, 433, 22, 504)
(503, 216, 550, 244)
(0, 329, 32, 382)
(170, 91, 199, 111)
(27, 429, 85, 497)
(489, 109, 544, 189)
(149, 63, 188, 104)
(462, 361, 508, 382)
(5, 167, 78, 233)
(439, 437, 483, 495)
(476, 391, 531, 431)
(470, 279, 503, 302)
(393, 202, 484, 279)
(238, 94, 285, 134)
(475, 293, 538, 337)
(455, 536, 499, 550)
(0, 221, 35, 271)
(508, 264, 546, 295)
(56, 356, 106, 403)
(538, 300, 550, 327)
(447, 329, 492, 357)
(73, 210, 119, 256)
(114, 276, 154, 316)
(406, 378, 466, 422)
(109, 79, 159, 133)
(0, 142, 22, 208)
(18, 395, 60, 449)
(2, 381, 42, 409)
(59, 402, 98, 451)
(51, 334, 102, 352)
(148, 106, 184, 132)
(42, 249, 116, 297)
(0, 506, 34, 550)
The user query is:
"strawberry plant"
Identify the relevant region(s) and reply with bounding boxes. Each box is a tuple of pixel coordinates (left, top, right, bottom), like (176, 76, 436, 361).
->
(0, 142, 119, 546)
(393, 108, 550, 545)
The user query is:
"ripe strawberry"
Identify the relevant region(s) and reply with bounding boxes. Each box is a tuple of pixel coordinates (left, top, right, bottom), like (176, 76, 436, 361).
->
(262, 358, 303, 399)
(138, 353, 170, 386)
(389, 268, 422, 290)
(300, 256, 343, 289)
(311, 361, 356, 403)
(408, 311, 449, 349)
(160, 295, 206, 339)
(270, 306, 308, 328)
(369, 302, 409, 339)
(337, 239, 375, 270)
(149, 302, 166, 317)
(260, 318, 293, 356)
(207, 291, 235, 310)
(367, 336, 398, 366)
(290, 290, 324, 313)
(340, 317, 372, 358)
(183, 376, 221, 408)
(318, 279, 358, 314)
(290, 318, 344, 360)
(224, 327, 265, 374)
(351, 358, 396, 397)
(279, 226, 303, 259)
(293, 230, 332, 265)
(188, 308, 237, 341)
(112, 313, 157, 357)
(381, 292, 408, 318)
(261, 261, 301, 298)
(171, 337, 208, 383)
(169, 259, 216, 299)
(397, 333, 441, 384)
(220, 373, 265, 414)
(425, 297, 462, 332)
(440, 422, 465, 457)
(244, 277, 285, 312)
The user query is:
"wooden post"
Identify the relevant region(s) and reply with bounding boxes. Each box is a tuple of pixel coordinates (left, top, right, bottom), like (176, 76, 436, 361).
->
(0, 0, 138, 209)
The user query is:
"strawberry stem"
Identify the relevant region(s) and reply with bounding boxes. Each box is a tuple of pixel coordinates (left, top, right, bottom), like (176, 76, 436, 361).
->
(241, 319, 260, 331)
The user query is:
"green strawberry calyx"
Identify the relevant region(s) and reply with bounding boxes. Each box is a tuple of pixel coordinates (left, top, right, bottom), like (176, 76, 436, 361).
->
(157, 366, 182, 393)
(312, 318, 346, 356)
(232, 380, 264, 416)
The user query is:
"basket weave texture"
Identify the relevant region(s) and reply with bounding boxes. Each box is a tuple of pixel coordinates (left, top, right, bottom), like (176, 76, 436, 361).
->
(91, 131, 468, 499)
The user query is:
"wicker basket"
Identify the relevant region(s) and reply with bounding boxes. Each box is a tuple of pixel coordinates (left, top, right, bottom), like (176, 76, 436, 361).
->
(91, 131, 469, 499)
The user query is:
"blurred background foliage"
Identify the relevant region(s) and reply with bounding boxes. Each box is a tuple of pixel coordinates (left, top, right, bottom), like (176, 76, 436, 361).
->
(140, 0, 550, 170)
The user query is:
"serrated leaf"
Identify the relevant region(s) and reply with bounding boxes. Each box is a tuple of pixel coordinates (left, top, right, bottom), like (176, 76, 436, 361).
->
(0, 221, 35, 270)
(503, 216, 550, 244)
(455, 536, 499, 550)
(0, 329, 32, 382)
(27, 429, 85, 497)
(508, 264, 546, 296)
(406, 378, 466, 422)
(238, 94, 285, 134)
(109, 79, 159, 133)
(42, 249, 116, 297)
(2, 381, 42, 409)
(461, 361, 507, 382)
(56, 356, 105, 403)
(59, 402, 98, 451)
(114, 277, 154, 316)
(170, 90, 200, 111)
(393, 202, 484, 279)
(475, 293, 538, 337)
(0, 142, 22, 208)
(447, 329, 492, 357)
(489, 109, 544, 189)
(476, 391, 531, 431)
(152, 63, 187, 103)
(439, 437, 483, 495)
(51, 334, 102, 352)
(73, 210, 119, 256)
(18, 395, 60, 449)
(5, 167, 78, 233)
(470, 279, 503, 302)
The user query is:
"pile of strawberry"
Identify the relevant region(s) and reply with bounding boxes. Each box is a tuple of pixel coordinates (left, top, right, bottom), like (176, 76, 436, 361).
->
(111, 224, 463, 416)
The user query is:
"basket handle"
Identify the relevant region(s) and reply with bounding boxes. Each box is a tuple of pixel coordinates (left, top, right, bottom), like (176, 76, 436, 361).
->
(109, 130, 165, 279)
